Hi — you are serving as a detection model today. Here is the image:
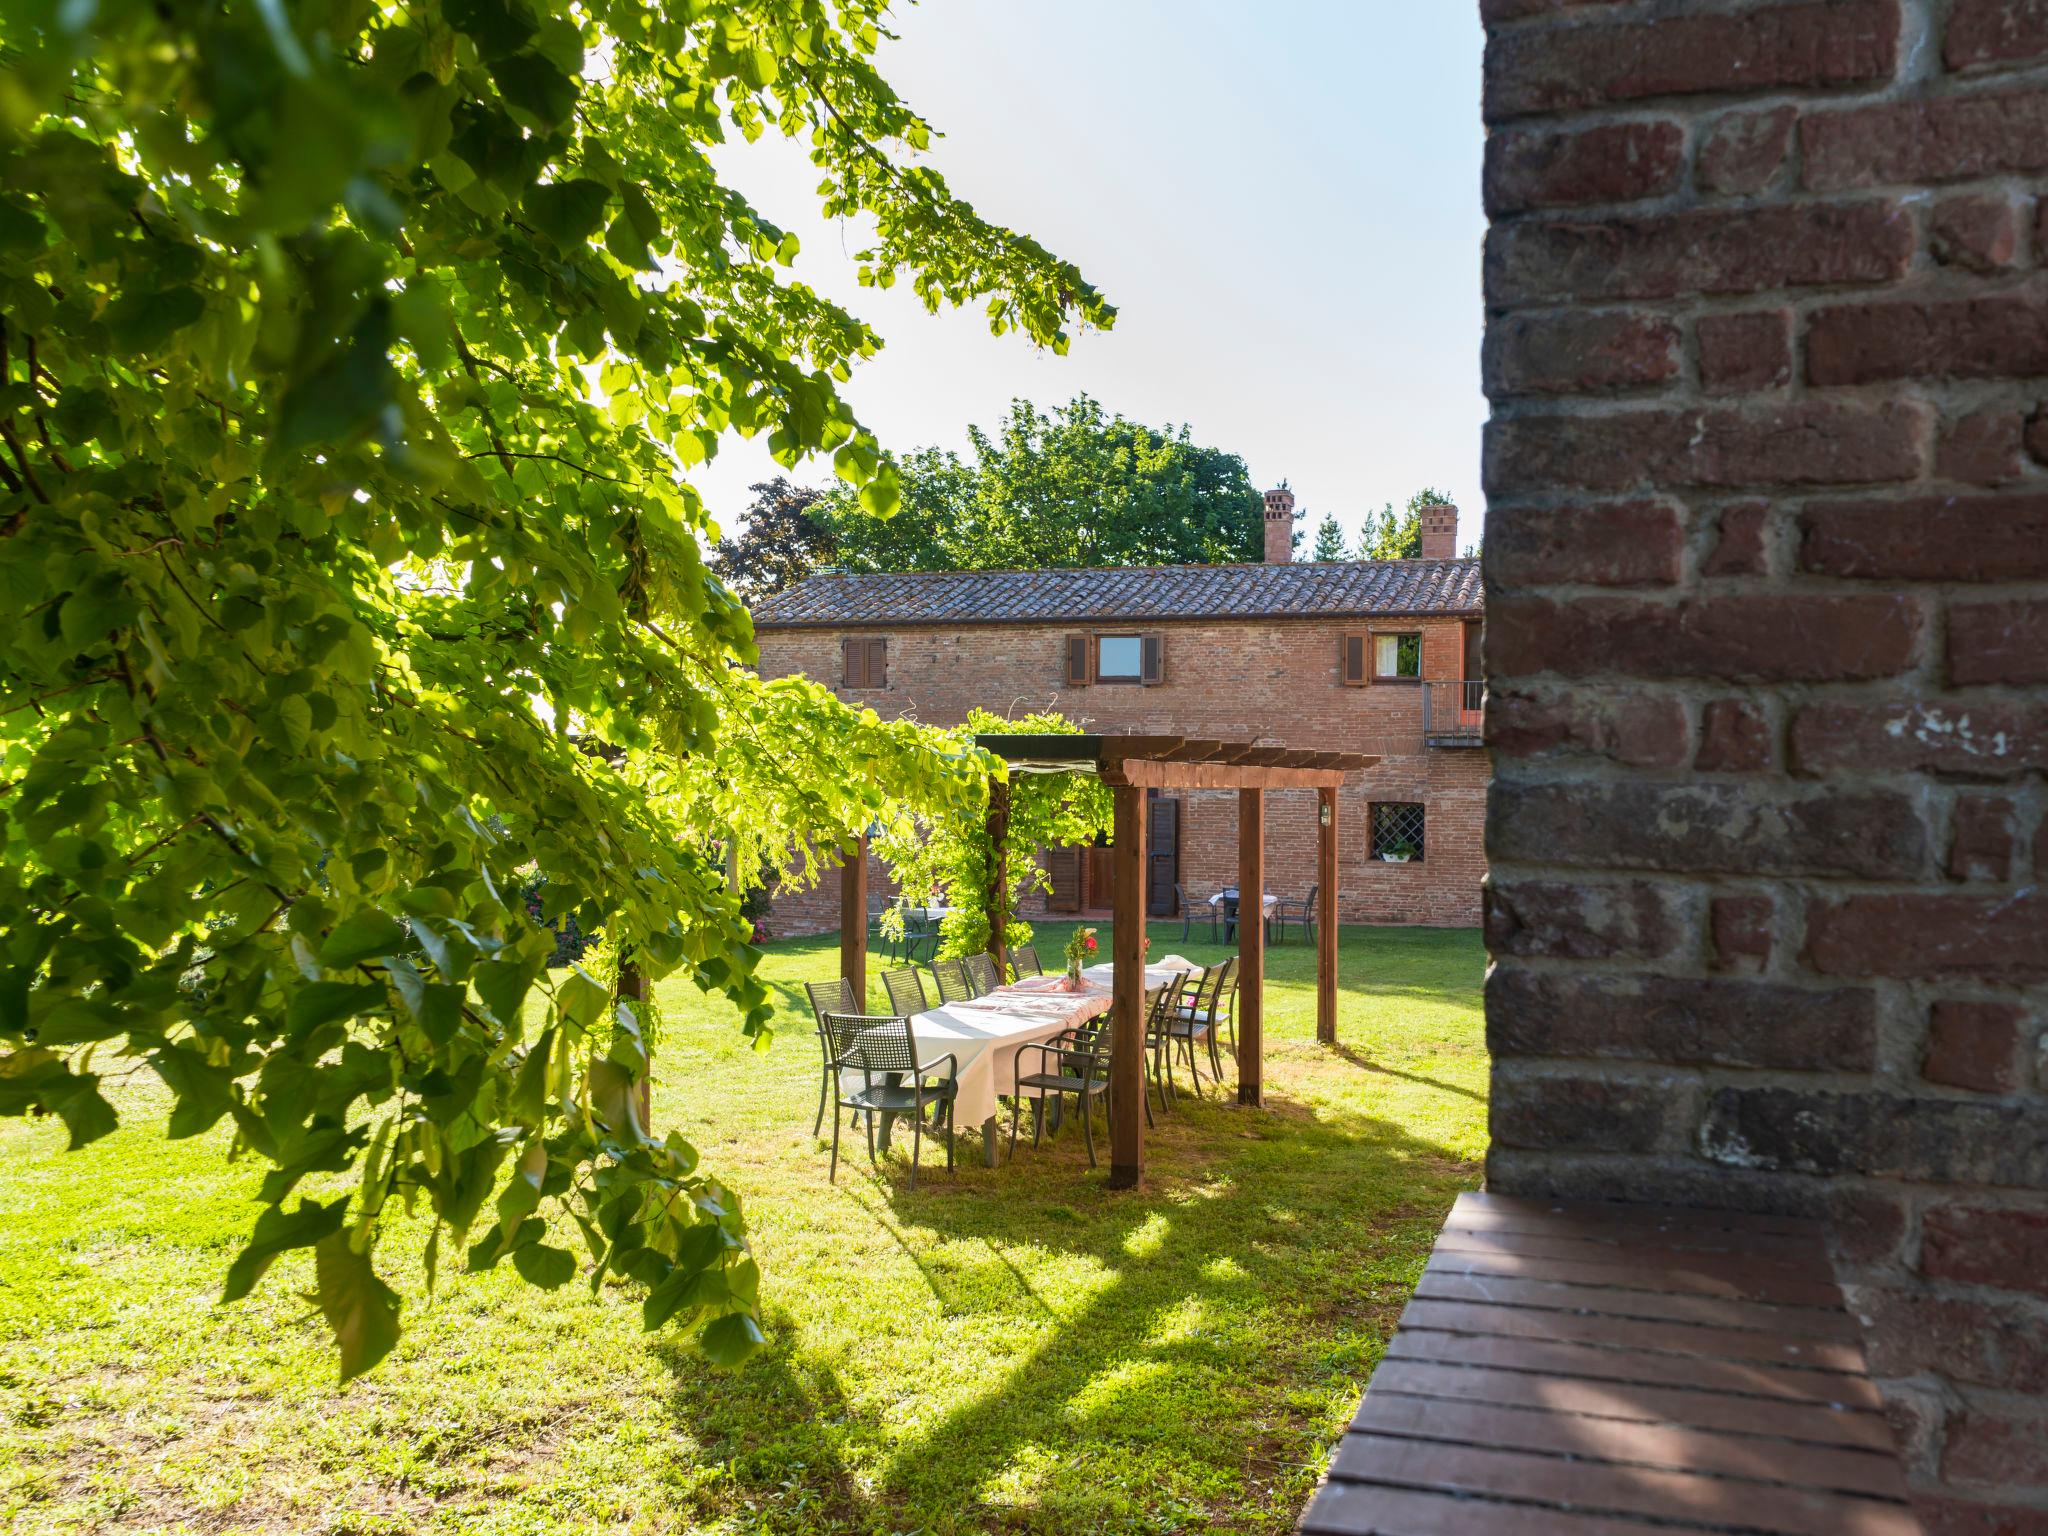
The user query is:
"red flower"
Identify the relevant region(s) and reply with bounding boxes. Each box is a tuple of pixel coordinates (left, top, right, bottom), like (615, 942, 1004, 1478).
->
(1084, 935, 1097, 952)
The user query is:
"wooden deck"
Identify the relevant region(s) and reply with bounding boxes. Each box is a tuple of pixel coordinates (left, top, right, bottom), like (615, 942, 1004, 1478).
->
(1298, 1192, 1921, 1535)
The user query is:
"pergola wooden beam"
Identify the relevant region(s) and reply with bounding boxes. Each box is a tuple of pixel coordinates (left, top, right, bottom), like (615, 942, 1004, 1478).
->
(1108, 785, 1147, 1190)
(1238, 788, 1265, 1108)
(838, 833, 868, 1009)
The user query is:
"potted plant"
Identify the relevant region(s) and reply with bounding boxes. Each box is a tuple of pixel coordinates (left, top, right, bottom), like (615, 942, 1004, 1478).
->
(1381, 840, 1418, 864)
(1064, 926, 1099, 989)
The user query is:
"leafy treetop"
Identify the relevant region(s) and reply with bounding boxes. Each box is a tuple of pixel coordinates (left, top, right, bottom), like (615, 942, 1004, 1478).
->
(712, 478, 835, 601)
(1354, 487, 1453, 561)
(1310, 512, 1347, 562)
(0, 0, 1107, 1379)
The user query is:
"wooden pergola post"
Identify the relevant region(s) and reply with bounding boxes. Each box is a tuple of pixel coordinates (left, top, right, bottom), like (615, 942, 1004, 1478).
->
(1108, 784, 1148, 1191)
(1237, 787, 1265, 1107)
(838, 833, 868, 1010)
(1317, 787, 1339, 1045)
(617, 957, 652, 1126)
(985, 776, 1010, 981)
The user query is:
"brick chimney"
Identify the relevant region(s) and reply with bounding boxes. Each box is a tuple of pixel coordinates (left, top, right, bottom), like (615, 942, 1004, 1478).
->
(1262, 483, 1295, 563)
(1419, 502, 1459, 560)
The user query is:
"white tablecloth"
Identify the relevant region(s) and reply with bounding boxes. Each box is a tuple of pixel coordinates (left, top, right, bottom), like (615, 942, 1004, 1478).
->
(1207, 891, 1278, 911)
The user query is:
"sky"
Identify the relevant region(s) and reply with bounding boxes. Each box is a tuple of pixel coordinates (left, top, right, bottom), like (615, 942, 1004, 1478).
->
(695, 1, 1488, 552)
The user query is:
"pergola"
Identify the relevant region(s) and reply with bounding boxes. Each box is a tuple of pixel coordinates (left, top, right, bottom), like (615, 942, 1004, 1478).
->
(838, 734, 1374, 1190)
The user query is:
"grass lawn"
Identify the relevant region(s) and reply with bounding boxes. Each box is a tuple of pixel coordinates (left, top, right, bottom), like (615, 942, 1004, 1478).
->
(0, 922, 1486, 1536)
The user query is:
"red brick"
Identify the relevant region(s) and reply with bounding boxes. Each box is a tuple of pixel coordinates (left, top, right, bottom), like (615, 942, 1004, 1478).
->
(1485, 401, 1927, 492)
(1802, 492, 2048, 580)
(1951, 600, 2048, 686)
(1484, 878, 1682, 961)
(1804, 88, 2048, 189)
(1925, 1000, 2030, 1092)
(1791, 700, 2048, 780)
(1492, 1072, 1700, 1154)
(1857, 1288, 2048, 1391)
(1698, 106, 1799, 196)
(1951, 796, 2020, 883)
(1488, 968, 1877, 1071)
(1807, 285, 2048, 385)
(1925, 1203, 2048, 1298)
(1489, 780, 1929, 879)
(1484, 121, 1686, 215)
(1806, 891, 2048, 982)
(1486, 200, 1912, 305)
(1696, 698, 1772, 772)
(1698, 310, 1793, 394)
(1483, 500, 1682, 586)
(1488, 592, 1922, 682)
(1913, 1495, 2048, 1536)
(1484, 1, 1900, 120)
(1703, 1092, 2048, 1189)
(1945, 1406, 2048, 1493)
(1710, 893, 1776, 974)
(1483, 311, 1681, 397)
(2026, 400, 2048, 463)
(1937, 408, 2025, 485)
(1702, 501, 1771, 576)
(1948, 0, 2048, 70)
(1932, 194, 2022, 272)
(1486, 685, 1691, 768)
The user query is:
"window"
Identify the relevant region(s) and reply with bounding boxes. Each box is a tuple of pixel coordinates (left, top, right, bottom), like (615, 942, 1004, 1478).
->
(1374, 633, 1422, 681)
(1371, 802, 1426, 863)
(842, 636, 887, 690)
(1063, 632, 1163, 686)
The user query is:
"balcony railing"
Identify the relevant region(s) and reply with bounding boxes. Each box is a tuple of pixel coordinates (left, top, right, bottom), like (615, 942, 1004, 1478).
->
(1422, 679, 1484, 747)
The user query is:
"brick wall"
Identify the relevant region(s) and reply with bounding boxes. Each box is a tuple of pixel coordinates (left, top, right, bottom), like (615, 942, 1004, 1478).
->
(753, 614, 1487, 933)
(1481, 2, 2048, 1525)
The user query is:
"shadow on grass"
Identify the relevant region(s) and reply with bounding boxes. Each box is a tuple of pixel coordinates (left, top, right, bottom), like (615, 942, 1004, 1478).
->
(1325, 1041, 1487, 1103)
(658, 1078, 1469, 1535)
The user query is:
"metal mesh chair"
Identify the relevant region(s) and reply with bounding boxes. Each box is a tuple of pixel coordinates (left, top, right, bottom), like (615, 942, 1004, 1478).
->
(1009, 1016, 1113, 1167)
(1012, 944, 1043, 978)
(881, 965, 928, 1018)
(1141, 970, 1189, 1115)
(827, 1012, 958, 1188)
(1168, 956, 1237, 1094)
(965, 952, 999, 996)
(1271, 885, 1317, 946)
(901, 909, 940, 964)
(803, 977, 859, 1135)
(931, 956, 976, 1005)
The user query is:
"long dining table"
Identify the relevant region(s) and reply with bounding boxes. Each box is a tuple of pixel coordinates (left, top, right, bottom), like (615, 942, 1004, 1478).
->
(861, 956, 1200, 1166)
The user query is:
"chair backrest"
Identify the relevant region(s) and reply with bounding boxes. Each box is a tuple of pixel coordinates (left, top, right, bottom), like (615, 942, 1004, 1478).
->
(1144, 970, 1187, 1031)
(827, 1012, 920, 1079)
(804, 977, 858, 1028)
(931, 956, 975, 1005)
(1196, 955, 1236, 1015)
(819, 1009, 886, 1071)
(1013, 944, 1042, 977)
(965, 952, 999, 996)
(881, 965, 928, 1017)
(1303, 883, 1318, 906)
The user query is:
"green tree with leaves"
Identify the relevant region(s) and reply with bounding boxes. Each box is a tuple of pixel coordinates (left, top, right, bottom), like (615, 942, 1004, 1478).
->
(713, 478, 836, 600)
(1311, 512, 1348, 562)
(0, 0, 1107, 1378)
(1354, 487, 1453, 561)
(824, 394, 1261, 570)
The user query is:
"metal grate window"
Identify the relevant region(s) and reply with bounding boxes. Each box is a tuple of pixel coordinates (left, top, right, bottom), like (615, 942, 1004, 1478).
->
(1371, 802, 1426, 863)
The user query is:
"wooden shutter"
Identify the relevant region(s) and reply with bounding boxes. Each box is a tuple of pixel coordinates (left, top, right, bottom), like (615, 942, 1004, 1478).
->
(866, 637, 888, 689)
(1045, 846, 1082, 912)
(1341, 632, 1367, 687)
(1064, 634, 1090, 687)
(842, 637, 865, 689)
(1146, 798, 1179, 915)
(1141, 632, 1163, 686)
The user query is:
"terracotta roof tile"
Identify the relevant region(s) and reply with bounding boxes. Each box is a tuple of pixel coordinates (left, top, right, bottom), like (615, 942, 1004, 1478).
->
(751, 559, 1483, 629)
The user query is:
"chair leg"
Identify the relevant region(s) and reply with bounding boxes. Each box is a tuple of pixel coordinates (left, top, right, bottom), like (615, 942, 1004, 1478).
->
(1082, 1090, 1097, 1168)
(1032, 1095, 1044, 1149)
(1007, 1093, 1021, 1163)
(909, 1111, 921, 1191)
(1208, 1028, 1225, 1082)
(946, 1098, 955, 1175)
(830, 1103, 843, 1181)
(864, 1107, 878, 1168)
(813, 1069, 828, 1137)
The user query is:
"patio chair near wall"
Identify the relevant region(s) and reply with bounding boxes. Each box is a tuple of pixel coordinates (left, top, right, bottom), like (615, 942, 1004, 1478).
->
(881, 965, 928, 1018)
(1008, 1017, 1114, 1167)
(901, 910, 940, 964)
(826, 1012, 957, 1189)
(965, 952, 1000, 996)
(1013, 944, 1044, 978)
(1270, 885, 1316, 946)
(1175, 883, 1197, 942)
(931, 956, 976, 1005)
(803, 978, 859, 1136)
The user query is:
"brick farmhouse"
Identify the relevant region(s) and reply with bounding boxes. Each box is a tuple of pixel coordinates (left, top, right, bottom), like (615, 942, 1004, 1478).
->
(750, 488, 1485, 935)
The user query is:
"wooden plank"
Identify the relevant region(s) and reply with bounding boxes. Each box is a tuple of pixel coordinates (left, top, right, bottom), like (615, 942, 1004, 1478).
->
(1440, 1212, 1832, 1272)
(1382, 1328, 1885, 1408)
(1456, 1191, 1821, 1241)
(1413, 1268, 1863, 1342)
(1361, 1359, 1897, 1451)
(1449, 1196, 1832, 1263)
(1317, 786, 1338, 1045)
(1423, 1242, 1848, 1310)
(838, 834, 868, 1010)
(1397, 1297, 1868, 1372)
(1105, 758, 1359, 791)
(1350, 1393, 1909, 1500)
(1237, 786, 1264, 1109)
(1328, 1434, 1919, 1536)
(1303, 1480, 1691, 1536)
(1430, 1230, 1847, 1307)
(1107, 784, 1146, 1191)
